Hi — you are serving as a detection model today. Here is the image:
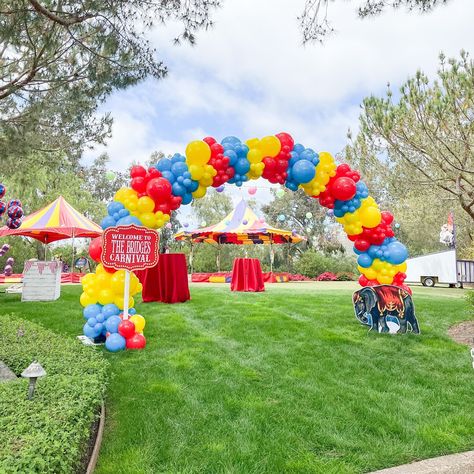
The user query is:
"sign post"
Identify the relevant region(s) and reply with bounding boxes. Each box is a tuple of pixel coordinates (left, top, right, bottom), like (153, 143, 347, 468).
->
(101, 225, 159, 320)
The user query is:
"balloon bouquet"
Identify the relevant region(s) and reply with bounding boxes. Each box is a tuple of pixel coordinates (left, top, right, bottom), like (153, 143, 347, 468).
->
(0, 183, 24, 229)
(82, 133, 410, 352)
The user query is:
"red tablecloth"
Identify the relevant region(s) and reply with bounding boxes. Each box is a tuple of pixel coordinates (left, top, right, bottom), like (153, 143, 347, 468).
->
(135, 253, 190, 303)
(231, 258, 265, 292)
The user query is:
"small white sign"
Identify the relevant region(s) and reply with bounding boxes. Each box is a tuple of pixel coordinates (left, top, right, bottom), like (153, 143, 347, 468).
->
(21, 261, 61, 301)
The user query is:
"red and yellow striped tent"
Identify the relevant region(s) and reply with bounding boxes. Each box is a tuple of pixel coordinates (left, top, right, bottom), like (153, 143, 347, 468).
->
(0, 196, 102, 243)
(175, 199, 304, 245)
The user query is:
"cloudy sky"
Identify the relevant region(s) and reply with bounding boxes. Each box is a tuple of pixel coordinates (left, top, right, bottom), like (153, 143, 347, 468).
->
(83, 0, 474, 213)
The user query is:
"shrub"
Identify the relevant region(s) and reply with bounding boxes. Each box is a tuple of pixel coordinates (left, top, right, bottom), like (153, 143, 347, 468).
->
(336, 272, 357, 281)
(315, 272, 338, 281)
(0, 316, 108, 473)
(467, 291, 474, 313)
(294, 250, 356, 278)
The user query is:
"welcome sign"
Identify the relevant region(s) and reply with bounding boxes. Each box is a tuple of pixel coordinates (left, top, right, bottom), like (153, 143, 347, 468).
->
(101, 225, 159, 271)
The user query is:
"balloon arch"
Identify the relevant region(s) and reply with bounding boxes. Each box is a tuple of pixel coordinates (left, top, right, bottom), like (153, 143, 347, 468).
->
(82, 133, 409, 351)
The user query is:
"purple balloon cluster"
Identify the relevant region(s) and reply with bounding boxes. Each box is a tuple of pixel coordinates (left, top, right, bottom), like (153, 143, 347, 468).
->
(3, 257, 14, 276)
(0, 184, 24, 229)
(0, 244, 10, 257)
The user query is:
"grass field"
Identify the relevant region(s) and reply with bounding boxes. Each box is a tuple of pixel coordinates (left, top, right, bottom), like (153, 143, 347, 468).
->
(1, 283, 473, 473)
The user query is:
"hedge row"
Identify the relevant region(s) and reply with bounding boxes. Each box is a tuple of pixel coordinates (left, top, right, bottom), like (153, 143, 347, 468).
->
(0, 316, 108, 473)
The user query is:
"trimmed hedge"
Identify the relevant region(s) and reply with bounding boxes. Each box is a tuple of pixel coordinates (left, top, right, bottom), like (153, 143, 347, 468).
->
(0, 316, 108, 473)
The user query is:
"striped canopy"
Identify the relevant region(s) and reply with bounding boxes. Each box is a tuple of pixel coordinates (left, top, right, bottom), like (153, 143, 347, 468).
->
(175, 200, 304, 245)
(0, 196, 102, 243)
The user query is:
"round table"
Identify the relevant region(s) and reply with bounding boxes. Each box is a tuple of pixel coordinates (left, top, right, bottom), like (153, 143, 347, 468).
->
(135, 253, 190, 303)
(231, 258, 265, 292)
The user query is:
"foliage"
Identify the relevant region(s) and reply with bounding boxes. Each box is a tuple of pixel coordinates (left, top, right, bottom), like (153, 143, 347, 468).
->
(1, 285, 473, 473)
(467, 290, 474, 312)
(191, 191, 233, 226)
(344, 52, 474, 258)
(336, 272, 357, 281)
(262, 189, 343, 255)
(294, 249, 356, 278)
(0, 237, 37, 273)
(0, 315, 108, 473)
(0, 0, 219, 162)
(315, 271, 338, 281)
(299, 0, 451, 42)
(353, 52, 474, 221)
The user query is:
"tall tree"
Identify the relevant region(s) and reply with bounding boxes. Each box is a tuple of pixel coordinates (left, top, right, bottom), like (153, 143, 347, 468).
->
(300, 0, 451, 42)
(0, 0, 219, 162)
(350, 52, 474, 222)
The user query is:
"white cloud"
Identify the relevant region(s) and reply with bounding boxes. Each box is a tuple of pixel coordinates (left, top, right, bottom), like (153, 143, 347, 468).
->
(84, 0, 474, 170)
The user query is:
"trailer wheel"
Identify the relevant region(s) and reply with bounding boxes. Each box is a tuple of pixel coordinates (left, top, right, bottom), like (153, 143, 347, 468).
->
(422, 277, 435, 287)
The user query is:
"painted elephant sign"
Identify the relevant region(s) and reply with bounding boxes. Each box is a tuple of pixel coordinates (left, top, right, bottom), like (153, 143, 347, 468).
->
(353, 285, 420, 334)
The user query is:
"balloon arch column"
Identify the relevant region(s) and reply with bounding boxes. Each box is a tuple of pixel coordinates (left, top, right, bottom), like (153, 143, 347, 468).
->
(81, 133, 410, 352)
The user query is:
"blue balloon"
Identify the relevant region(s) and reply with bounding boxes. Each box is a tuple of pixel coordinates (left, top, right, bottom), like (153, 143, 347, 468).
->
(83, 304, 102, 320)
(387, 241, 408, 265)
(96, 313, 105, 323)
(171, 162, 188, 176)
(285, 181, 298, 191)
(171, 153, 185, 163)
(293, 143, 305, 154)
(183, 178, 192, 188)
(182, 193, 193, 205)
(129, 308, 137, 316)
(105, 333, 126, 352)
(107, 201, 124, 216)
(102, 304, 120, 318)
(188, 180, 199, 192)
(160, 170, 175, 184)
(88, 317, 98, 327)
(357, 253, 373, 268)
(101, 215, 116, 230)
(116, 216, 142, 226)
(156, 158, 172, 172)
(94, 323, 104, 334)
(83, 323, 100, 339)
(118, 208, 130, 218)
(105, 315, 122, 334)
(225, 150, 238, 165)
(222, 136, 240, 145)
(234, 158, 250, 175)
(172, 182, 186, 197)
(292, 160, 316, 184)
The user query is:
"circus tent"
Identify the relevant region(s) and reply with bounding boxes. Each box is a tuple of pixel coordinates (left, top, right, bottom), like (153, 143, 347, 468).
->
(0, 196, 102, 244)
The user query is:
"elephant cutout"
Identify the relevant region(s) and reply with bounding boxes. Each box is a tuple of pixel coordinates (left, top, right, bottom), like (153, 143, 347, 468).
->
(353, 285, 420, 334)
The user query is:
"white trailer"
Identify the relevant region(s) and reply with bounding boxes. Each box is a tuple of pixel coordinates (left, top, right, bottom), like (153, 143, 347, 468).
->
(405, 249, 474, 287)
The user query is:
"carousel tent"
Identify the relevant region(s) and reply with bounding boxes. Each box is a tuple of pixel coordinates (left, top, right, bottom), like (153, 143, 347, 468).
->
(175, 199, 304, 272)
(0, 196, 102, 243)
(175, 199, 304, 245)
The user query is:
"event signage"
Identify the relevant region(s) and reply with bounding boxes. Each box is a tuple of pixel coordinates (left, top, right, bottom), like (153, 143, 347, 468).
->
(101, 225, 159, 271)
(101, 225, 159, 320)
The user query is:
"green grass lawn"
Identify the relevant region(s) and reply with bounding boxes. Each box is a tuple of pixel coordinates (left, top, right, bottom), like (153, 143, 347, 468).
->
(1, 283, 473, 473)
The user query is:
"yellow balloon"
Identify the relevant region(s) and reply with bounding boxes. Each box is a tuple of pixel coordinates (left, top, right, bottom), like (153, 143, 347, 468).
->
(245, 138, 260, 149)
(378, 275, 393, 284)
(130, 314, 146, 333)
(247, 148, 263, 163)
(199, 175, 213, 187)
(258, 136, 281, 157)
(398, 262, 407, 273)
(80, 292, 96, 307)
(81, 273, 95, 286)
(189, 164, 204, 180)
(140, 212, 156, 228)
(364, 268, 377, 280)
(359, 206, 382, 228)
(98, 288, 115, 305)
(96, 272, 112, 288)
(111, 271, 125, 295)
(137, 196, 155, 214)
(113, 295, 134, 310)
(192, 185, 207, 199)
(186, 140, 211, 165)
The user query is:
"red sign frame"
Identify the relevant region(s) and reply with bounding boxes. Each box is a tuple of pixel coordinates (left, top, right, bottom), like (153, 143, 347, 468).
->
(101, 225, 159, 272)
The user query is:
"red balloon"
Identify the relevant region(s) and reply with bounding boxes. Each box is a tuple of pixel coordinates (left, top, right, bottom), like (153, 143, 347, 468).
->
(331, 177, 357, 201)
(147, 167, 161, 179)
(89, 237, 102, 262)
(131, 177, 146, 193)
(154, 202, 171, 214)
(210, 143, 224, 157)
(203, 136, 217, 146)
(118, 320, 136, 339)
(381, 211, 394, 224)
(275, 132, 294, 151)
(359, 275, 369, 286)
(146, 177, 172, 202)
(126, 333, 146, 349)
(130, 165, 147, 179)
(354, 239, 371, 252)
